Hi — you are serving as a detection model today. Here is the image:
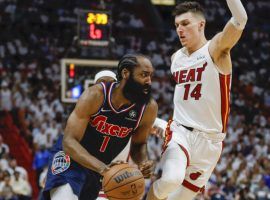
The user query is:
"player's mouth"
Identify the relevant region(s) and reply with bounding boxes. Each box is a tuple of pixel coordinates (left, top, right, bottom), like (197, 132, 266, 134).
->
(143, 89, 149, 94)
(180, 36, 186, 40)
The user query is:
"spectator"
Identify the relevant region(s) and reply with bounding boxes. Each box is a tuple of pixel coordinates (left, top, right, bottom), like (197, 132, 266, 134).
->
(10, 171, 31, 200)
(0, 135, 9, 159)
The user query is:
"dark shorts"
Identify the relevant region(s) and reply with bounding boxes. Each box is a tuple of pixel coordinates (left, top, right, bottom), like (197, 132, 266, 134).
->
(42, 136, 102, 200)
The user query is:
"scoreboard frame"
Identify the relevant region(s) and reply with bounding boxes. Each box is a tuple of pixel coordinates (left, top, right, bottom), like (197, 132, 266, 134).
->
(77, 9, 112, 47)
(61, 58, 118, 103)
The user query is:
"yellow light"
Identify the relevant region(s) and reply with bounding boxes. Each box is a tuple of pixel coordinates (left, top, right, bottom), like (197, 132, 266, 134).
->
(70, 63, 75, 70)
(96, 13, 108, 25)
(87, 13, 96, 24)
(87, 13, 108, 25)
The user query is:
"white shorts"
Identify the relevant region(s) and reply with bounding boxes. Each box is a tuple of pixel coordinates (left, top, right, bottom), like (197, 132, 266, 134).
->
(50, 183, 78, 200)
(162, 120, 224, 192)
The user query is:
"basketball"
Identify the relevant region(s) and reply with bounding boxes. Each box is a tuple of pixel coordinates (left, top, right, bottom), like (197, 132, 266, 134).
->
(102, 163, 145, 200)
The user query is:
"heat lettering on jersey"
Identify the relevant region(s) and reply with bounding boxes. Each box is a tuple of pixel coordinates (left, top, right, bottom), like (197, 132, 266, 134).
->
(173, 62, 207, 84)
(90, 115, 133, 138)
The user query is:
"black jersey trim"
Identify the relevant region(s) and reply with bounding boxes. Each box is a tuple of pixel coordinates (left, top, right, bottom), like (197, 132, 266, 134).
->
(92, 82, 107, 117)
(108, 82, 136, 114)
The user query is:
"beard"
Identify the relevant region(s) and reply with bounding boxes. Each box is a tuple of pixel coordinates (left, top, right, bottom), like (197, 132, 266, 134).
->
(123, 75, 152, 105)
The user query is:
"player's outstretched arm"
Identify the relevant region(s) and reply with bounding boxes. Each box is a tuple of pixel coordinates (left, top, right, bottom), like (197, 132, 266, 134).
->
(130, 99, 158, 177)
(63, 84, 110, 176)
(209, 0, 248, 74)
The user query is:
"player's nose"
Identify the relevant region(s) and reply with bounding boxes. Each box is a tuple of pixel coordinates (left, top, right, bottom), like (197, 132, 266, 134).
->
(145, 76, 151, 85)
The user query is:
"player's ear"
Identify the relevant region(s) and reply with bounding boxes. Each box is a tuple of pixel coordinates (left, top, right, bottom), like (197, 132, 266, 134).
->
(121, 68, 130, 79)
(199, 20, 205, 31)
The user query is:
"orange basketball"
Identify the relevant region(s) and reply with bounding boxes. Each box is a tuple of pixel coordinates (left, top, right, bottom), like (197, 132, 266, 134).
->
(102, 163, 145, 200)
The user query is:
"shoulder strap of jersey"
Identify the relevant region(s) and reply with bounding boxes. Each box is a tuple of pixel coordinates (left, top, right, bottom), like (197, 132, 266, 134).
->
(91, 82, 108, 117)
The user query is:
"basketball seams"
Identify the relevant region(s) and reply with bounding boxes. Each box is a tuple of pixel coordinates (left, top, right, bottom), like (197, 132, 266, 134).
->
(105, 177, 144, 197)
(103, 166, 135, 188)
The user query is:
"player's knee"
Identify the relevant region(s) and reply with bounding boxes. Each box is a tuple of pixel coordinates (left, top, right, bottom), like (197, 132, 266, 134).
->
(154, 174, 184, 199)
(163, 168, 185, 187)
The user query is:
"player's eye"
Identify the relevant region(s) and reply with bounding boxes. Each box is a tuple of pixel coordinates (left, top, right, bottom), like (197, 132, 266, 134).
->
(182, 22, 189, 26)
(142, 73, 147, 77)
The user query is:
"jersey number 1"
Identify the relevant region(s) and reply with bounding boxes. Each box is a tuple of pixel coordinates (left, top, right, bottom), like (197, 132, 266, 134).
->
(100, 136, 110, 152)
(183, 84, 202, 100)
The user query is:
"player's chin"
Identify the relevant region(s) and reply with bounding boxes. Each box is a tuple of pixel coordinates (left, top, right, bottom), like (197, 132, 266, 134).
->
(180, 40, 187, 47)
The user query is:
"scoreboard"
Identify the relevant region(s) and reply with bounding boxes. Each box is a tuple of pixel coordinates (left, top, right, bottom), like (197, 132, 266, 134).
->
(77, 10, 111, 46)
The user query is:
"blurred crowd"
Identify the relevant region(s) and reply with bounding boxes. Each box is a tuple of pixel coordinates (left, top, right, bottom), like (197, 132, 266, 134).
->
(0, 0, 270, 199)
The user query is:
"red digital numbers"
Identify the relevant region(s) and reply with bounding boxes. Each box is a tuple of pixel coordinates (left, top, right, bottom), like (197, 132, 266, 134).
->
(89, 24, 102, 39)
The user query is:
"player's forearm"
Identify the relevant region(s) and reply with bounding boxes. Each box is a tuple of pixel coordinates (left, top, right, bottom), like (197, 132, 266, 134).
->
(130, 143, 148, 165)
(63, 135, 109, 175)
(226, 0, 248, 30)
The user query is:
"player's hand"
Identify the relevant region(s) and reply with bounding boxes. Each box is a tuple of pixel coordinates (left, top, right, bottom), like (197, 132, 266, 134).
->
(100, 161, 127, 176)
(152, 126, 165, 138)
(138, 160, 155, 178)
(108, 160, 127, 167)
(99, 165, 111, 176)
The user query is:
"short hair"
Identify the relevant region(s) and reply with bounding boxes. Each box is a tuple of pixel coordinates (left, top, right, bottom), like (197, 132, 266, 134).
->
(117, 53, 149, 80)
(173, 1, 205, 19)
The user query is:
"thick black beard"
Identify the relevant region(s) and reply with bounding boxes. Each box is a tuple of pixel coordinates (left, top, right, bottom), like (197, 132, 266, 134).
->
(123, 75, 152, 105)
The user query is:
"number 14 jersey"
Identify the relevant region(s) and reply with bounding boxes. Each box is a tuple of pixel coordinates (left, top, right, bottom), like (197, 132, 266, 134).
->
(171, 41, 231, 134)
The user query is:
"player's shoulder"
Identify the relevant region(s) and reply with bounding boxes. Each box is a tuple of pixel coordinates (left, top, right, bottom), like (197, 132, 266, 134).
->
(80, 84, 104, 102)
(144, 98, 158, 114)
(171, 48, 184, 62)
(171, 52, 176, 62)
(76, 84, 105, 113)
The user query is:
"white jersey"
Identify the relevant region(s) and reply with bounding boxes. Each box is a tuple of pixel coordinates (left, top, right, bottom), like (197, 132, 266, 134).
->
(171, 41, 231, 133)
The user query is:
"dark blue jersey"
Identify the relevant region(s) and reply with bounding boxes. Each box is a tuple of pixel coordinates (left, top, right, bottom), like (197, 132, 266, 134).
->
(80, 82, 146, 164)
(43, 82, 146, 199)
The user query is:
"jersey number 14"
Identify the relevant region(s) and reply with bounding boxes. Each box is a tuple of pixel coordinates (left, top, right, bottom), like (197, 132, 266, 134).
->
(183, 84, 202, 100)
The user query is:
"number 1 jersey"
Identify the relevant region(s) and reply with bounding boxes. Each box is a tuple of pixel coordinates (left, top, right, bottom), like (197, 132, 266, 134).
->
(80, 82, 146, 164)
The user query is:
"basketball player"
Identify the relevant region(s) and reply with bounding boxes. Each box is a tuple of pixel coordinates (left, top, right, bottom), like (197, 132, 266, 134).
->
(87, 70, 167, 200)
(147, 1, 247, 200)
(43, 53, 158, 200)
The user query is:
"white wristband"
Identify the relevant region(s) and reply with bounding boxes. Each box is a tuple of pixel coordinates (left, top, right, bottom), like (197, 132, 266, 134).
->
(229, 17, 245, 30)
(226, 0, 247, 30)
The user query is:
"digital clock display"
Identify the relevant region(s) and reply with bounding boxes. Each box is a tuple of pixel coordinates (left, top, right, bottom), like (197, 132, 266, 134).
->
(77, 10, 111, 46)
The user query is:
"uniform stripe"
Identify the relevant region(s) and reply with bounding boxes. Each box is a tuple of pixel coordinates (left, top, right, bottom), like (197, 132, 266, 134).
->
(134, 104, 146, 130)
(219, 74, 231, 133)
(162, 120, 173, 153)
(178, 144, 190, 168)
(92, 82, 107, 117)
(182, 180, 205, 193)
(108, 82, 135, 113)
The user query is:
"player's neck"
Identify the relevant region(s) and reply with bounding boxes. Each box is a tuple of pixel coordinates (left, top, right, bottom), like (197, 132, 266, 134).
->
(111, 84, 133, 109)
(186, 37, 207, 55)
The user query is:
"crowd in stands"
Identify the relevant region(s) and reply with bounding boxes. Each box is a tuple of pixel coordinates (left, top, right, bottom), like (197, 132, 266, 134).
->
(0, 0, 270, 199)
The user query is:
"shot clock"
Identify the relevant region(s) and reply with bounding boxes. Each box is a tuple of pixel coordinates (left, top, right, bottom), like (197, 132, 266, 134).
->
(77, 10, 111, 46)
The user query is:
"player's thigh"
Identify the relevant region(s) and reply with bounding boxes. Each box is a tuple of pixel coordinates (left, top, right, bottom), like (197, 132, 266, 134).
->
(160, 140, 188, 183)
(50, 183, 78, 200)
(186, 138, 223, 188)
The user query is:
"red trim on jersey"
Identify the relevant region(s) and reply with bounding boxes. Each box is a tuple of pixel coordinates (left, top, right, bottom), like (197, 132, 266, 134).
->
(98, 193, 107, 198)
(182, 180, 205, 193)
(91, 82, 107, 117)
(162, 120, 173, 152)
(108, 82, 135, 113)
(178, 144, 190, 168)
(134, 104, 146, 130)
(162, 120, 189, 168)
(219, 74, 231, 133)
